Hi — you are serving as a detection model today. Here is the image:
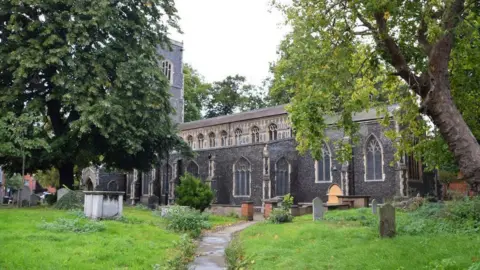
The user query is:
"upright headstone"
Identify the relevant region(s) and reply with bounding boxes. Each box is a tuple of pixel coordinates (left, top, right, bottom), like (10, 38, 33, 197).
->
(371, 199, 378, 214)
(57, 188, 69, 200)
(312, 197, 324, 221)
(379, 203, 396, 238)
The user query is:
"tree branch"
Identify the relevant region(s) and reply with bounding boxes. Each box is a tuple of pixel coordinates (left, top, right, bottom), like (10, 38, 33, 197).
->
(373, 11, 424, 96)
(417, 15, 432, 55)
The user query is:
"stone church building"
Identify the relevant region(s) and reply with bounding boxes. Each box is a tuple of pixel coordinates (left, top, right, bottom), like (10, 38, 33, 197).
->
(81, 40, 437, 208)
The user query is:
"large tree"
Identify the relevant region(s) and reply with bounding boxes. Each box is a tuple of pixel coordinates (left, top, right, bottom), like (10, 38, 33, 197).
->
(183, 64, 210, 122)
(0, 0, 187, 188)
(271, 0, 480, 187)
(204, 75, 268, 118)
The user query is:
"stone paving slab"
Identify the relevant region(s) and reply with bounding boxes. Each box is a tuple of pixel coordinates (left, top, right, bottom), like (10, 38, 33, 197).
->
(189, 221, 258, 270)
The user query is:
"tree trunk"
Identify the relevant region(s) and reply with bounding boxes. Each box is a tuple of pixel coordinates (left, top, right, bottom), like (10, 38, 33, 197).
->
(58, 163, 75, 189)
(425, 84, 480, 186)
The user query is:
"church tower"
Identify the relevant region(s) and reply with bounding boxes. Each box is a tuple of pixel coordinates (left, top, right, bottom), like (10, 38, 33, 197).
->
(156, 40, 184, 124)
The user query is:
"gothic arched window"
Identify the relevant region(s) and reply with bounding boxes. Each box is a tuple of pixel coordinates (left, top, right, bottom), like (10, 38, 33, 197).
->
(235, 128, 242, 145)
(162, 60, 173, 83)
(316, 142, 332, 182)
(251, 126, 260, 143)
(269, 123, 278, 141)
(275, 157, 290, 196)
(209, 132, 216, 148)
(187, 161, 199, 177)
(233, 157, 251, 196)
(221, 130, 228, 147)
(365, 135, 384, 181)
(186, 135, 193, 147)
(197, 134, 204, 149)
(162, 164, 172, 195)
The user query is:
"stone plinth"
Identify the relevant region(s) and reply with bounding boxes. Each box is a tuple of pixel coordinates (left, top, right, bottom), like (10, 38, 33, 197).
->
(84, 191, 124, 220)
(241, 201, 254, 221)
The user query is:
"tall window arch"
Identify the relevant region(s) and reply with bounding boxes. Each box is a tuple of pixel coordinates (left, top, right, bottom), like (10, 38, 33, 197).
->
(275, 157, 290, 196)
(233, 157, 251, 196)
(209, 132, 216, 148)
(186, 135, 193, 147)
(162, 60, 173, 83)
(235, 128, 242, 145)
(187, 161, 199, 177)
(251, 126, 260, 143)
(197, 134, 204, 149)
(221, 130, 228, 147)
(162, 164, 172, 195)
(316, 142, 332, 183)
(269, 123, 278, 141)
(365, 135, 384, 181)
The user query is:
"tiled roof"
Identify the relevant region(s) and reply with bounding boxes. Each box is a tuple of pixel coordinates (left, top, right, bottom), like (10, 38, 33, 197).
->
(179, 104, 399, 131)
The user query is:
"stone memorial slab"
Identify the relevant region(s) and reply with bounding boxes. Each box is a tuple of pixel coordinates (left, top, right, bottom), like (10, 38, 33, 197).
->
(312, 197, 324, 221)
(372, 199, 378, 214)
(379, 203, 396, 238)
(57, 188, 69, 200)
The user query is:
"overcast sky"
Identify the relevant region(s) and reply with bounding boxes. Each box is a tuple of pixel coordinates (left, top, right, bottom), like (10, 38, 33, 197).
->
(170, 0, 288, 87)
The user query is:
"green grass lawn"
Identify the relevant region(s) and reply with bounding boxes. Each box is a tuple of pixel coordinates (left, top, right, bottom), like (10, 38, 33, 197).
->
(0, 206, 239, 270)
(237, 211, 480, 270)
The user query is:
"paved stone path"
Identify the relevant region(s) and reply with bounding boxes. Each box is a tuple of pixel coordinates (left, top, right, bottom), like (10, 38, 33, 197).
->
(189, 220, 258, 270)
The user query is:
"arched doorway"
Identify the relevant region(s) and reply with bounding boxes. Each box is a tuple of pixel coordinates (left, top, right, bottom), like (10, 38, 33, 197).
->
(86, 179, 94, 191)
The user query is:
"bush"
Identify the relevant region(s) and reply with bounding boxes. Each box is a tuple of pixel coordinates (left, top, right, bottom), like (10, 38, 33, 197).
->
(175, 173, 214, 212)
(162, 205, 211, 238)
(226, 238, 250, 270)
(268, 209, 293, 224)
(38, 217, 105, 233)
(54, 190, 84, 210)
(45, 194, 57, 205)
(268, 194, 294, 224)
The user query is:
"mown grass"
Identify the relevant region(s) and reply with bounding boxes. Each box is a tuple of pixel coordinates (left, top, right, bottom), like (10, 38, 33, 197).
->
(236, 208, 480, 270)
(0, 206, 239, 269)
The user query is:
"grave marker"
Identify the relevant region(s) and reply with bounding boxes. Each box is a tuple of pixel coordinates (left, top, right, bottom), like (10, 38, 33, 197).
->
(379, 203, 396, 238)
(312, 197, 324, 221)
(57, 188, 69, 200)
(372, 199, 378, 214)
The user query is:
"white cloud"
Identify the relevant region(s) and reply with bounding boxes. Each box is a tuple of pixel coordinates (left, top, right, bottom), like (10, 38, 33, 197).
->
(170, 0, 288, 86)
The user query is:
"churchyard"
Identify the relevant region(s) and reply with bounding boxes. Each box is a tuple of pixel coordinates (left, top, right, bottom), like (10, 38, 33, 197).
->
(226, 197, 480, 270)
(0, 205, 239, 269)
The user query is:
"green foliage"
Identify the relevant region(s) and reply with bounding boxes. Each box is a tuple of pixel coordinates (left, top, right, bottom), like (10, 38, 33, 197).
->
(183, 64, 210, 122)
(267, 208, 293, 224)
(270, 0, 480, 172)
(281, 193, 294, 211)
(175, 173, 214, 212)
(161, 205, 211, 238)
(45, 194, 57, 205)
(226, 238, 251, 270)
(0, 0, 186, 187)
(6, 173, 23, 190)
(54, 190, 84, 210)
(38, 218, 105, 233)
(163, 234, 197, 270)
(205, 75, 268, 118)
(34, 168, 59, 188)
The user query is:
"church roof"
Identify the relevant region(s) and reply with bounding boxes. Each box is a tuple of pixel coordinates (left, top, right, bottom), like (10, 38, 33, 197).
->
(178, 104, 399, 131)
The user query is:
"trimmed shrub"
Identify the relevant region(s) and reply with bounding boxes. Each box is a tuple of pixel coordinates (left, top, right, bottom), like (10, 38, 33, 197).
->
(175, 173, 214, 212)
(161, 205, 211, 238)
(54, 190, 84, 210)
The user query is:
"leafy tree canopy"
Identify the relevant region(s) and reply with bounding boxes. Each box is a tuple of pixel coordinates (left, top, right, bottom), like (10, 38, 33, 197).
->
(183, 64, 210, 122)
(204, 75, 268, 118)
(271, 0, 480, 180)
(0, 0, 188, 188)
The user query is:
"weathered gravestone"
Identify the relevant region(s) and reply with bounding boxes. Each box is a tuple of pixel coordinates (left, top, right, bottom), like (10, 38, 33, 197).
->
(312, 197, 324, 221)
(379, 203, 396, 238)
(57, 188, 69, 200)
(371, 199, 378, 215)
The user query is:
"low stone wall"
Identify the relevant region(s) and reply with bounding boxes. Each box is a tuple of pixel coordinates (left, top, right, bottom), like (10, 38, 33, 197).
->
(207, 204, 242, 216)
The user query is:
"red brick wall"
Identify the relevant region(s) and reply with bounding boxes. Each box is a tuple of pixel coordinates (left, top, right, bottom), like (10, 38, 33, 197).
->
(241, 202, 254, 221)
(264, 203, 272, 219)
